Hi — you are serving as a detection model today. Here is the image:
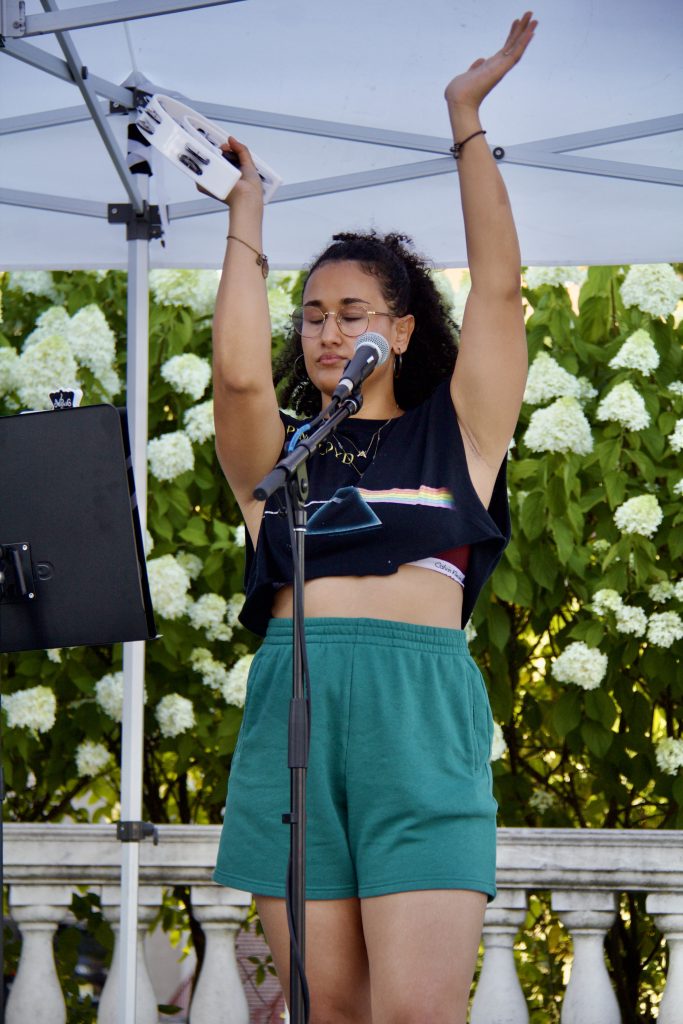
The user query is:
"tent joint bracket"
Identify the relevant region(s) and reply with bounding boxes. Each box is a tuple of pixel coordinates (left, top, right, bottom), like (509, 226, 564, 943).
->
(116, 820, 159, 846)
(108, 201, 163, 241)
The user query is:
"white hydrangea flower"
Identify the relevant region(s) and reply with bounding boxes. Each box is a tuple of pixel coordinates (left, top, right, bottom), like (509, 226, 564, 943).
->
(3, 685, 56, 733)
(149, 269, 220, 318)
(464, 620, 478, 643)
(596, 381, 650, 431)
(590, 538, 611, 554)
(668, 420, 683, 453)
(22, 305, 71, 347)
(68, 305, 120, 390)
(577, 377, 598, 402)
(46, 648, 62, 664)
(609, 329, 660, 374)
(147, 431, 195, 481)
(613, 495, 663, 539)
(674, 581, 683, 601)
(144, 529, 154, 557)
(176, 551, 203, 580)
(147, 554, 191, 619)
(489, 722, 508, 762)
(14, 334, 79, 411)
(523, 397, 593, 455)
(620, 264, 683, 319)
(647, 611, 683, 648)
(75, 740, 113, 777)
(268, 283, 296, 337)
(655, 737, 683, 776)
(524, 266, 587, 289)
(615, 605, 648, 636)
(233, 524, 246, 548)
(648, 581, 675, 603)
(161, 354, 212, 401)
(523, 352, 583, 406)
(551, 642, 608, 690)
(190, 647, 230, 691)
(95, 671, 125, 722)
(188, 593, 233, 641)
(668, 382, 683, 396)
(226, 593, 246, 628)
(592, 589, 623, 615)
(8, 270, 60, 300)
(221, 653, 254, 707)
(529, 789, 556, 813)
(672, 480, 683, 497)
(0, 347, 19, 397)
(156, 693, 196, 738)
(184, 400, 215, 443)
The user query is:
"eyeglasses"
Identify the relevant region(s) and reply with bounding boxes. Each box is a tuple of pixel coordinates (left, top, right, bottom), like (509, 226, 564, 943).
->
(290, 303, 398, 338)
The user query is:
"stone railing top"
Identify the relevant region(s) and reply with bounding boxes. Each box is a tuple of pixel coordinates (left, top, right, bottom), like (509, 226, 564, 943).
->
(5, 823, 683, 892)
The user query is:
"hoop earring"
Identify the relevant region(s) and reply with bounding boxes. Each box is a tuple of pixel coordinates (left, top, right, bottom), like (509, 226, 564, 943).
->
(393, 352, 403, 379)
(294, 352, 307, 377)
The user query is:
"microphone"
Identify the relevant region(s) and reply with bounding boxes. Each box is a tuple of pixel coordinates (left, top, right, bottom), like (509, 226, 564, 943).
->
(331, 332, 390, 403)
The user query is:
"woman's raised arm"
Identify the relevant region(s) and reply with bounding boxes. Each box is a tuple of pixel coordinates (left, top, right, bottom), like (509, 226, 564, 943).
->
(446, 13, 537, 470)
(211, 137, 285, 540)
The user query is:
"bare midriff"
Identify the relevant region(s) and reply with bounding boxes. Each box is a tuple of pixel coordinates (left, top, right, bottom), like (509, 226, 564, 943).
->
(270, 563, 464, 630)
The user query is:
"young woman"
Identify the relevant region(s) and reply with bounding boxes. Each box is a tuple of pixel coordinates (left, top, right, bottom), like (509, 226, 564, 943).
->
(211, 13, 536, 1023)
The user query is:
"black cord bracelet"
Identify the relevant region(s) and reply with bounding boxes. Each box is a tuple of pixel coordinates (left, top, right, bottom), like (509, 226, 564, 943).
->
(449, 129, 487, 159)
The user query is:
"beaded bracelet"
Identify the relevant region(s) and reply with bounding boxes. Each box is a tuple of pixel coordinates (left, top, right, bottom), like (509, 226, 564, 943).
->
(226, 234, 269, 278)
(449, 129, 487, 159)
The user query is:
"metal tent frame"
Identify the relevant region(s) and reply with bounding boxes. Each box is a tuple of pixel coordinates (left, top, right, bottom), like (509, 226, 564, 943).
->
(1, 3, 682, 1021)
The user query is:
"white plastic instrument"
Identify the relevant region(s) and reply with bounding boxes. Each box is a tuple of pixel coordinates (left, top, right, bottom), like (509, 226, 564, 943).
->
(136, 93, 282, 203)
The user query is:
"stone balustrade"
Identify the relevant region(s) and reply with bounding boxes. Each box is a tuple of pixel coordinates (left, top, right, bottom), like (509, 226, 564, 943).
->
(4, 824, 683, 1023)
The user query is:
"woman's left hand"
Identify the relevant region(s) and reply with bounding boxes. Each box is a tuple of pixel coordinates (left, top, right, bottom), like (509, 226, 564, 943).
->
(444, 11, 537, 113)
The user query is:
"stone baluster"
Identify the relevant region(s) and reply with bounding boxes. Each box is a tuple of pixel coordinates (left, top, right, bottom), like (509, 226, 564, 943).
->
(470, 888, 529, 1024)
(189, 885, 250, 1024)
(552, 890, 621, 1024)
(6, 883, 73, 1024)
(646, 893, 683, 1024)
(98, 885, 162, 1024)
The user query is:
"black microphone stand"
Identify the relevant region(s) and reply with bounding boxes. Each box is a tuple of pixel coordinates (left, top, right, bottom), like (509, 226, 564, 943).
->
(253, 391, 363, 1024)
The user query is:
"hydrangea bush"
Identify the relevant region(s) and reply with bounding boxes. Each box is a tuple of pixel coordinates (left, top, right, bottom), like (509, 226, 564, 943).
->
(1, 263, 681, 1021)
(0, 267, 263, 828)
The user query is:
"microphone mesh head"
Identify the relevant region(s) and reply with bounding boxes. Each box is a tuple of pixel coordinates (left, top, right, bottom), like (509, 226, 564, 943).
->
(355, 331, 390, 365)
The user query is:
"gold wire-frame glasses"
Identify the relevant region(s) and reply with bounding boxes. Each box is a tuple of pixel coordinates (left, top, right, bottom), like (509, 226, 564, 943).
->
(290, 304, 398, 338)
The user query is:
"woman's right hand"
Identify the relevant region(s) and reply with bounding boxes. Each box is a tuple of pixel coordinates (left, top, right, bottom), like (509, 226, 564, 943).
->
(201, 135, 265, 210)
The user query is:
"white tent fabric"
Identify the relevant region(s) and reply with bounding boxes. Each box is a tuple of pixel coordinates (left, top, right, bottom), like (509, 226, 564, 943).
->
(2, 0, 682, 271)
(0, 3, 681, 1022)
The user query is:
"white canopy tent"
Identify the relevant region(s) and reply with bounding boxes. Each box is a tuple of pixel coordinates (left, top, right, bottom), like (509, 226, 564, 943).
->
(1, 2, 682, 1022)
(2, 0, 682, 271)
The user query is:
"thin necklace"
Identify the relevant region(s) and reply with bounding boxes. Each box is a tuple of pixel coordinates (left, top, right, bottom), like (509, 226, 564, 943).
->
(332, 412, 397, 473)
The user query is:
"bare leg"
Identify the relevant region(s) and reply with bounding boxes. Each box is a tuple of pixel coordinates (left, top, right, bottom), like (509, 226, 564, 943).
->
(255, 895, 372, 1023)
(361, 889, 487, 1024)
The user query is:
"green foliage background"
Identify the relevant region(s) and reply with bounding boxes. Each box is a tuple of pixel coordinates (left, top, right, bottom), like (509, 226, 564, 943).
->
(1, 264, 682, 1022)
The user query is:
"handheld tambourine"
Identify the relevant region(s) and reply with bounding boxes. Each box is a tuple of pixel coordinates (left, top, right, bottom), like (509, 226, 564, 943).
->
(136, 94, 282, 203)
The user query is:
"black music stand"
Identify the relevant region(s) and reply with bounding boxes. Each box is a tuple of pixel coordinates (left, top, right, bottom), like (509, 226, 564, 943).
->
(0, 402, 156, 1020)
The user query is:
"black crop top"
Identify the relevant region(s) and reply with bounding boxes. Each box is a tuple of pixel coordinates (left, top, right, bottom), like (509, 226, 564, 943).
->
(239, 380, 510, 636)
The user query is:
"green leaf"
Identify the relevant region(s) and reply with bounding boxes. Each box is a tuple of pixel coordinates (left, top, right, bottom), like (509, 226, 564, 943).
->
(581, 719, 613, 758)
(491, 560, 517, 603)
(179, 517, 209, 546)
(584, 688, 617, 727)
(488, 604, 511, 650)
(520, 490, 547, 540)
(529, 545, 558, 590)
(550, 518, 574, 564)
(595, 438, 622, 475)
(552, 689, 582, 737)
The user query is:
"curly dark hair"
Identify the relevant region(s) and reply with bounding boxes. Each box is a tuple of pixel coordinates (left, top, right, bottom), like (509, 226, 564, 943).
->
(273, 231, 459, 417)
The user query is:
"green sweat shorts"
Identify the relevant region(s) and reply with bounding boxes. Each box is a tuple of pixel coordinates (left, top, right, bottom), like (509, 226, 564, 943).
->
(213, 617, 497, 900)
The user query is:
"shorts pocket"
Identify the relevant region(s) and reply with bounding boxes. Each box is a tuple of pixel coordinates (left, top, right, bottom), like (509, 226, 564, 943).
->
(468, 661, 494, 773)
